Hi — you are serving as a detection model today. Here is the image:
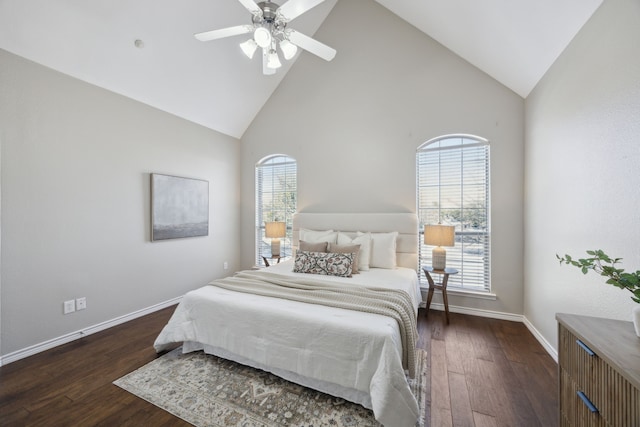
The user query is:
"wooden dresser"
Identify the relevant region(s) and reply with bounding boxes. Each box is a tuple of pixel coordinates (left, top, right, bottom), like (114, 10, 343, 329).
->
(557, 313, 640, 426)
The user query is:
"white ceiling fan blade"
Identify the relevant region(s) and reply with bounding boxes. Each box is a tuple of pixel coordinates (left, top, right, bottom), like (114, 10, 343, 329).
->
(277, 0, 326, 22)
(287, 30, 336, 61)
(194, 25, 253, 42)
(237, 0, 263, 17)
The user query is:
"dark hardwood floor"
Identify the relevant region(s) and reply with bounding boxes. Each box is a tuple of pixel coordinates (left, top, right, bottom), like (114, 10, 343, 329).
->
(0, 306, 558, 426)
(420, 311, 558, 426)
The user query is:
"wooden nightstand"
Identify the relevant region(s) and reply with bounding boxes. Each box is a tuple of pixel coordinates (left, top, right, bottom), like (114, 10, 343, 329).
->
(423, 266, 458, 324)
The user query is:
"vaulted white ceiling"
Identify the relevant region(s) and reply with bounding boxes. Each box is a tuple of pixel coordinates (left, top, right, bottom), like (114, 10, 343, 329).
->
(0, 0, 602, 138)
(377, 0, 603, 98)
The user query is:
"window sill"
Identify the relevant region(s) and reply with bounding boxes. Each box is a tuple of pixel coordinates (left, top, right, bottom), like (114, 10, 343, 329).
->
(419, 285, 497, 301)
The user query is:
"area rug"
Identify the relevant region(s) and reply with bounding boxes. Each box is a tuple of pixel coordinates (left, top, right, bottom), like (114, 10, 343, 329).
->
(114, 347, 427, 427)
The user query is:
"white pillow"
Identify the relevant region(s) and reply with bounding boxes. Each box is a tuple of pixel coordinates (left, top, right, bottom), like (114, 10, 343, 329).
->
(359, 231, 398, 269)
(299, 228, 337, 244)
(337, 232, 372, 271)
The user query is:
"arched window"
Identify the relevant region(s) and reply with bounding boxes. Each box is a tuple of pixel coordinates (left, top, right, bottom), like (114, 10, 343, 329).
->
(417, 135, 490, 291)
(255, 154, 297, 266)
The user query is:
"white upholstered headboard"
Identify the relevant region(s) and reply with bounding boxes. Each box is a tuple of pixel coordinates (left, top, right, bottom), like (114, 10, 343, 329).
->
(292, 213, 419, 270)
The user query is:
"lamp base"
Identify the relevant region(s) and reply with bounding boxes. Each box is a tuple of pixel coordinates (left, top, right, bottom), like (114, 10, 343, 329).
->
(432, 246, 446, 270)
(271, 239, 281, 257)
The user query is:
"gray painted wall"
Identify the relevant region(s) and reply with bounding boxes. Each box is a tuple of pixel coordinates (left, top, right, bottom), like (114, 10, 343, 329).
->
(11, 0, 628, 359)
(524, 0, 640, 352)
(0, 50, 241, 356)
(241, 0, 526, 316)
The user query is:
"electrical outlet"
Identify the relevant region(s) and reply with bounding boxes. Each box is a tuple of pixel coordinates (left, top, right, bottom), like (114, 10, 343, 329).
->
(223, 261, 228, 270)
(76, 297, 87, 311)
(64, 299, 76, 314)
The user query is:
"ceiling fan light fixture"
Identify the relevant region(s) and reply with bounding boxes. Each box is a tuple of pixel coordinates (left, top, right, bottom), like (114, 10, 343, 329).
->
(266, 50, 282, 69)
(253, 27, 272, 48)
(262, 48, 276, 75)
(195, 0, 336, 75)
(240, 38, 258, 59)
(279, 39, 297, 60)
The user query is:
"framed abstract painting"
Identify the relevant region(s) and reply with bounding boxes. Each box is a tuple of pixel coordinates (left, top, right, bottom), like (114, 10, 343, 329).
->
(151, 173, 209, 241)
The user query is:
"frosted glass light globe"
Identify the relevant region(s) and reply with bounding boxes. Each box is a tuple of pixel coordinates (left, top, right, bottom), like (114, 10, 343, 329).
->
(254, 27, 272, 48)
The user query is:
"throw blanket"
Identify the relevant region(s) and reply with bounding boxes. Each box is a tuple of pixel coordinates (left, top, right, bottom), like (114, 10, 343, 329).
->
(211, 269, 418, 378)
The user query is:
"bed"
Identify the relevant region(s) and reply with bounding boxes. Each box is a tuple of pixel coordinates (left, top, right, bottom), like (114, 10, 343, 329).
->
(154, 213, 422, 427)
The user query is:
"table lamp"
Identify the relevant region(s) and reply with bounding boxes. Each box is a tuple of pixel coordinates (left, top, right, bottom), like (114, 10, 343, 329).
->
(265, 221, 286, 257)
(424, 224, 455, 270)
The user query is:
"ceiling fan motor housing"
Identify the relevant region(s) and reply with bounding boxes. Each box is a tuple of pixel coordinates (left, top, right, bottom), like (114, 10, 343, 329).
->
(255, 2, 279, 22)
(253, 2, 287, 32)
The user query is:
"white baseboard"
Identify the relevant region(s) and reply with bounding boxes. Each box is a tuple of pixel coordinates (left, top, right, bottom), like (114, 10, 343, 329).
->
(523, 315, 558, 362)
(0, 296, 182, 367)
(420, 301, 523, 322)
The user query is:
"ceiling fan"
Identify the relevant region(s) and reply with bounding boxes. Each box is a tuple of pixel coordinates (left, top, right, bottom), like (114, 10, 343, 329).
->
(194, 0, 336, 75)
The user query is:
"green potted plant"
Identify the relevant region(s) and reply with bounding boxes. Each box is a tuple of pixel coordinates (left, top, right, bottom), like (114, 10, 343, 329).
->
(557, 249, 640, 337)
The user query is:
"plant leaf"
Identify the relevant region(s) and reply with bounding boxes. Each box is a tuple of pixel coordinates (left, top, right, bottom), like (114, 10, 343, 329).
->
(556, 249, 640, 305)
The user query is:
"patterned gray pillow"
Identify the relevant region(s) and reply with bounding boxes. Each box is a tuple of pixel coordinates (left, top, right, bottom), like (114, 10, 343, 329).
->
(293, 251, 354, 277)
(327, 243, 361, 274)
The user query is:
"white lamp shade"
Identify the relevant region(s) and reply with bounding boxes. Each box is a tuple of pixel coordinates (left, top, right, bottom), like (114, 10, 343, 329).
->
(265, 221, 286, 238)
(262, 48, 276, 75)
(266, 50, 282, 69)
(279, 39, 298, 60)
(266, 221, 285, 257)
(240, 38, 258, 59)
(424, 224, 455, 247)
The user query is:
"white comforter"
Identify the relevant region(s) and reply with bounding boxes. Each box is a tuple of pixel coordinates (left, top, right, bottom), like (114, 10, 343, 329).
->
(154, 261, 422, 427)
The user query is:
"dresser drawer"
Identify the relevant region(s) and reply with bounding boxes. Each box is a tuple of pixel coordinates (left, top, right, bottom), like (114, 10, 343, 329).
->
(558, 325, 604, 412)
(560, 369, 603, 427)
(557, 314, 640, 427)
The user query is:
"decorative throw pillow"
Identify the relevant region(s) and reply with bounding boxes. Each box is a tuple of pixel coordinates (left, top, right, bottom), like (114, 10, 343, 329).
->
(299, 228, 338, 244)
(359, 231, 398, 269)
(337, 231, 372, 271)
(299, 240, 328, 253)
(327, 243, 361, 274)
(293, 251, 353, 277)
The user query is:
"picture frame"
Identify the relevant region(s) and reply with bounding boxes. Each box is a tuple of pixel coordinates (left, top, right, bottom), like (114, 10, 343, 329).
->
(151, 173, 209, 241)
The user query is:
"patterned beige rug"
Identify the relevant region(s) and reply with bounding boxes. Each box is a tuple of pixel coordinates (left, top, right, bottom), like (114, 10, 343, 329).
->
(114, 347, 427, 427)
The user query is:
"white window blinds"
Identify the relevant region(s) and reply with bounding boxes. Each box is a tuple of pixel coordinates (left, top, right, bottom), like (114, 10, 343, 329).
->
(255, 155, 297, 266)
(417, 135, 491, 292)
